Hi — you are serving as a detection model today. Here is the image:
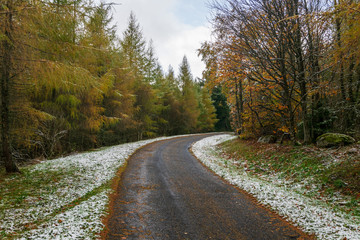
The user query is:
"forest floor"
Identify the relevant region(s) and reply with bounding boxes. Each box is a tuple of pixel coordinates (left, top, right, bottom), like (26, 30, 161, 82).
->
(192, 135, 360, 239)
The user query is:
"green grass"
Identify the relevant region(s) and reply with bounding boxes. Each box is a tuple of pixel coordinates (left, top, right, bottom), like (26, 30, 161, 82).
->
(1, 167, 69, 209)
(0, 164, 111, 239)
(220, 138, 360, 217)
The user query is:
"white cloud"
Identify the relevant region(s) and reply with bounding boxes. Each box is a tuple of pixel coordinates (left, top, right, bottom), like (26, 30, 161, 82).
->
(109, 0, 211, 78)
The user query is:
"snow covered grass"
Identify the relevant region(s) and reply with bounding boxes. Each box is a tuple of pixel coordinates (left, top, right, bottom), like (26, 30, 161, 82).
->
(0, 135, 188, 240)
(191, 134, 360, 240)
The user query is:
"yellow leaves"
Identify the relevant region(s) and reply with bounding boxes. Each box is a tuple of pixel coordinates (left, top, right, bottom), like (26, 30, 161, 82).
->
(84, 117, 102, 132)
(28, 108, 56, 121)
(56, 95, 81, 108)
(34, 61, 98, 95)
(98, 71, 115, 95)
(278, 126, 290, 133)
(245, 85, 256, 92)
(278, 104, 288, 111)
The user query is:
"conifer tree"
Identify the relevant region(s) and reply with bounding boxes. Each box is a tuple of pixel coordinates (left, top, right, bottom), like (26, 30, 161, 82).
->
(178, 56, 200, 133)
(0, 0, 21, 172)
(211, 86, 231, 131)
(158, 66, 182, 135)
(120, 13, 162, 140)
(197, 86, 218, 132)
(120, 12, 147, 79)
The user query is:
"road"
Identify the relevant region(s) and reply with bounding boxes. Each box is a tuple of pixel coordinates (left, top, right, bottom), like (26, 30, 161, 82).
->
(105, 134, 311, 239)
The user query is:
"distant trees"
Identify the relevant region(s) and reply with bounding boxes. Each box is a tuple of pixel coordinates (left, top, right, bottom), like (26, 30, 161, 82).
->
(201, 0, 360, 142)
(210, 86, 231, 131)
(0, 3, 218, 173)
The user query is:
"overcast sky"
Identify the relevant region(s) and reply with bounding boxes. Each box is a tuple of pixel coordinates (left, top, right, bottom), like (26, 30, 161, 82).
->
(108, 0, 212, 79)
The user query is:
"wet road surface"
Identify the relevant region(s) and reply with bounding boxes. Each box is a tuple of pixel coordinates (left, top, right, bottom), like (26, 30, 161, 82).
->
(105, 134, 311, 239)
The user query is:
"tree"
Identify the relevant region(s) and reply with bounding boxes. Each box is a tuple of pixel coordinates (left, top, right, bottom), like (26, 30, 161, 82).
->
(330, 0, 360, 133)
(0, 2, 220, 167)
(211, 86, 231, 131)
(120, 12, 147, 80)
(1, 0, 21, 172)
(178, 56, 200, 133)
(206, 0, 338, 142)
(197, 85, 218, 132)
(158, 66, 182, 135)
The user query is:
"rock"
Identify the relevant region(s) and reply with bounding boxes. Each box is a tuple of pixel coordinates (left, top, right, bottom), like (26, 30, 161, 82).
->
(278, 133, 291, 144)
(347, 148, 358, 154)
(257, 135, 277, 144)
(316, 133, 356, 148)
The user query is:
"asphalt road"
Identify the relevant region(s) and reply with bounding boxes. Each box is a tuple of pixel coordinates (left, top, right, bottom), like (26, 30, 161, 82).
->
(105, 134, 311, 240)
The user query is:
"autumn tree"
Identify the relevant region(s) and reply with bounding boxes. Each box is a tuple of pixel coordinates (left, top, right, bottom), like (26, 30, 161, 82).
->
(0, 3, 220, 170)
(205, 0, 341, 143)
(330, 0, 360, 134)
(158, 66, 183, 135)
(198, 41, 231, 132)
(178, 56, 200, 133)
(120, 12, 147, 80)
(196, 84, 218, 132)
(0, 0, 22, 172)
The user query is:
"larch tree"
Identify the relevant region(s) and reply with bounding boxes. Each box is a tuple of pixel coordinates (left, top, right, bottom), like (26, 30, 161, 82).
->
(1, 0, 22, 172)
(120, 12, 147, 80)
(197, 85, 218, 132)
(120, 13, 163, 140)
(0, 2, 221, 169)
(159, 66, 183, 135)
(178, 56, 200, 133)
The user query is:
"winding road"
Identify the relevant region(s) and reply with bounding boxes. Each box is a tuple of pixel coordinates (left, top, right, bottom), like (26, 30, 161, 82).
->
(105, 134, 311, 239)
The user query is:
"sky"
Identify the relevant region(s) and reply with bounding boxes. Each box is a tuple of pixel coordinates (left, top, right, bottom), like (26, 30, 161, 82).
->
(109, 0, 213, 79)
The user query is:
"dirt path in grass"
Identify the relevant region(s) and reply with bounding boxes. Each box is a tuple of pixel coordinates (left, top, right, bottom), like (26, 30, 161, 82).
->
(103, 134, 312, 240)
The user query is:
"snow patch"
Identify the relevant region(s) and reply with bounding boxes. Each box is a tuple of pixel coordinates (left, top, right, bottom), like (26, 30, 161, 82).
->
(1, 134, 194, 239)
(191, 134, 360, 240)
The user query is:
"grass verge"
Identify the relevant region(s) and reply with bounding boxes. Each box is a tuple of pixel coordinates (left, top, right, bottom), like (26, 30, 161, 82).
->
(0, 166, 111, 239)
(220, 138, 360, 217)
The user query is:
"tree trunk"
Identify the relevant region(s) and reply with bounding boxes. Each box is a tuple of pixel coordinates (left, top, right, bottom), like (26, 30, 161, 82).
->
(348, 60, 355, 103)
(356, 67, 360, 99)
(304, 0, 320, 142)
(234, 77, 243, 133)
(292, 0, 311, 144)
(1, 2, 20, 173)
(335, 0, 346, 102)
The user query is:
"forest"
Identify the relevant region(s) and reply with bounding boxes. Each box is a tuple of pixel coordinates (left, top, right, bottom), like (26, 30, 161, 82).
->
(200, 0, 360, 143)
(2, 0, 360, 174)
(0, 1, 221, 173)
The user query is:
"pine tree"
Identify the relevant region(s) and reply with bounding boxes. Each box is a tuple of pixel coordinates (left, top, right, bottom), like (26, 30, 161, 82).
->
(211, 86, 231, 131)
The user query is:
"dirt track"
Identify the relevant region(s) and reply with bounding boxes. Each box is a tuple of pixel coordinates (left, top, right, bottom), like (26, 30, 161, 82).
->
(105, 134, 311, 240)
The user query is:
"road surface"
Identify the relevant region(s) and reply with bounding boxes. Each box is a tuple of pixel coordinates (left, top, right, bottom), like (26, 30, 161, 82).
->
(105, 134, 311, 239)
